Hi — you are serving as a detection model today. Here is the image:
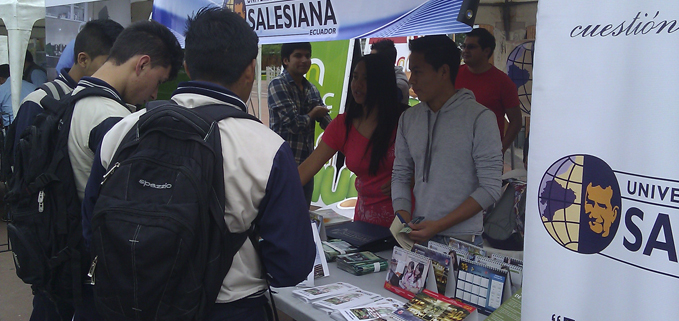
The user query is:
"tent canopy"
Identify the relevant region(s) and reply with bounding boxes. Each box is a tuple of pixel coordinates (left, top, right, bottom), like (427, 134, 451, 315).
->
(152, 0, 474, 46)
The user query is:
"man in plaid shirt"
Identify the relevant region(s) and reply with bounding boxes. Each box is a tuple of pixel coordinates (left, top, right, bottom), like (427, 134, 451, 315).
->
(268, 42, 332, 206)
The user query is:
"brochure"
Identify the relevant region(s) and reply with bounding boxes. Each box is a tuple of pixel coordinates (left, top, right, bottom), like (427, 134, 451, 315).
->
(338, 297, 406, 321)
(311, 289, 381, 314)
(336, 251, 388, 276)
(323, 239, 360, 262)
(292, 282, 359, 303)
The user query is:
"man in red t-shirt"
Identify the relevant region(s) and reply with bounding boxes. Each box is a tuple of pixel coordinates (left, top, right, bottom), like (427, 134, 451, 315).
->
(455, 28, 522, 154)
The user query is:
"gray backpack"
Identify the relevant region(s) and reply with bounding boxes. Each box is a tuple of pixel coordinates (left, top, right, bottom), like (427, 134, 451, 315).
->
(483, 179, 526, 250)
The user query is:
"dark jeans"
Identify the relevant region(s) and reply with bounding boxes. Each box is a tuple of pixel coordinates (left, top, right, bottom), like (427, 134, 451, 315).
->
(30, 291, 73, 321)
(205, 295, 271, 321)
(303, 179, 314, 208)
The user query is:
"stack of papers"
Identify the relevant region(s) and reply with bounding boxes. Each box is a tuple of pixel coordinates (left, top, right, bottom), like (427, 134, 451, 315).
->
(292, 282, 405, 318)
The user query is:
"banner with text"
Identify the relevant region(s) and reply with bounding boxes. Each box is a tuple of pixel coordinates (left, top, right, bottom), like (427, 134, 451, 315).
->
(152, 0, 472, 46)
(306, 40, 357, 207)
(524, 1, 679, 320)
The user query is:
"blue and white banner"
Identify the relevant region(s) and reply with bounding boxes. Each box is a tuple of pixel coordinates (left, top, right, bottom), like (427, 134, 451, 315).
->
(152, 0, 471, 45)
(524, 0, 679, 320)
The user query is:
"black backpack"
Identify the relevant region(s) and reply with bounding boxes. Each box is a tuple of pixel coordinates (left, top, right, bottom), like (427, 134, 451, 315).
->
(1, 81, 68, 182)
(90, 101, 261, 321)
(5, 87, 126, 307)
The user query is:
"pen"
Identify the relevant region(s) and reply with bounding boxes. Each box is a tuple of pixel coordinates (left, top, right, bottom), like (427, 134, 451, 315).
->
(395, 212, 406, 224)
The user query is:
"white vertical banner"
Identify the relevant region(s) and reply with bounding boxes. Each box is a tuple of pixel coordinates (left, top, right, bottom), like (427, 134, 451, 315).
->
(0, 0, 45, 116)
(524, 1, 679, 320)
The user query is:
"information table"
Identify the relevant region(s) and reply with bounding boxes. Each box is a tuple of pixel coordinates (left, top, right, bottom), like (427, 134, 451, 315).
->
(271, 249, 493, 321)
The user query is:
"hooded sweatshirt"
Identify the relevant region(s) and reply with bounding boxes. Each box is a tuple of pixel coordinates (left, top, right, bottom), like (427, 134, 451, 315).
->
(391, 88, 503, 237)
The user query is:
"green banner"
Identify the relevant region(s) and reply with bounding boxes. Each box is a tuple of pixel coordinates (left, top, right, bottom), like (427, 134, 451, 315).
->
(306, 40, 357, 206)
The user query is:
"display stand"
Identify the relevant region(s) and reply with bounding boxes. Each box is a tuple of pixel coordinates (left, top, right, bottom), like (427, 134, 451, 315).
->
(272, 249, 492, 321)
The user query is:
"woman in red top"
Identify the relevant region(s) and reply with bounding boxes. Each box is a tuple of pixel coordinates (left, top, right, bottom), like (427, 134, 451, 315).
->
(299, 54, 408, 227)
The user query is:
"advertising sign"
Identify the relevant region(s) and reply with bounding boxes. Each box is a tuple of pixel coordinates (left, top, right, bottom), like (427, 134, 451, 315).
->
(306, 40, 357, 206)
(524, 1, 679, 320)
(153, 0, 471, 46)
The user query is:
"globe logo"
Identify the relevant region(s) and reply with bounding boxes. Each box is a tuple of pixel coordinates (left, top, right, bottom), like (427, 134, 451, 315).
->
(507, 41, 534, 116)
(538, 155, 622, 254)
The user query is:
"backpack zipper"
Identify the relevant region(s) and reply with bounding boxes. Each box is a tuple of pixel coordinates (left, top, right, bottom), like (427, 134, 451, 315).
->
(88, 255, 97, 285)
(38, 190, 44, 213)
(101, 162, 120, 185)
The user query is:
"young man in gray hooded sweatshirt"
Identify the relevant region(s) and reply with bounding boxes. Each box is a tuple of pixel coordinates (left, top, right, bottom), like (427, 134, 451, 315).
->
(391, 35, 503, 247)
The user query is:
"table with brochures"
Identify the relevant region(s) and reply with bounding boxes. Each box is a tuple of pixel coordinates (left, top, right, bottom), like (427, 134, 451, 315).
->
(271, 249, 491, 321)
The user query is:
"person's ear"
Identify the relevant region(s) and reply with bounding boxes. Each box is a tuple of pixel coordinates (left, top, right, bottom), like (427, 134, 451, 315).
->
(483, 47, 493, 60)
(77, 52, 91, 67)
(135, 55, 152, 76)
(439, 64, 450, 81)
(243, 59, 256, 84)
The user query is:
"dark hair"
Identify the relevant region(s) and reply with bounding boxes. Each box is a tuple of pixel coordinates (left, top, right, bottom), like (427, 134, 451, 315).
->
(408, 35, 460, 84)
(108, 20, 183, 81)
(73, 19, 124, 63)
(414, 263, 425, 280)
(25, 51, 33, 63)
(0, 64, 9, 78)
(370, 39, 397, 64)
(281, 42, 311, 69)
(344, 54, 405, 176)
(467, 28, 496, 59)
(184, 7, 258, 85)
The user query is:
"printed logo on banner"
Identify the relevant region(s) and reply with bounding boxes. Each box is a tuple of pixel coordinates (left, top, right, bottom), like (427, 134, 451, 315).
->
(538, 154, 679, 279)
(538, 155, 621, 254)
(227, 0, 247, 19)
(241, 0, 339, 36)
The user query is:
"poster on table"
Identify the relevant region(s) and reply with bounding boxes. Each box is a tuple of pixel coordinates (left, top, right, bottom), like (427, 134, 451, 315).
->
(152, 0, 472, 46)
(523, 0, 679, 320)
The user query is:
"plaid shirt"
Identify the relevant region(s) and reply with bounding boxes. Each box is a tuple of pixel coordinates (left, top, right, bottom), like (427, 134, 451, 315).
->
(268, 69, 332, 164)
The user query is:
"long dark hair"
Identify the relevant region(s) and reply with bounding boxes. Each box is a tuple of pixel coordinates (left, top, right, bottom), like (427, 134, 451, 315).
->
(344, 54, 405, 176)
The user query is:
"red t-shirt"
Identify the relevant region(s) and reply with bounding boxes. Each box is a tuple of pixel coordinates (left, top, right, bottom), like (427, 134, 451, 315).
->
(455, 64, 520, 137)
(322, 114, 396, 227)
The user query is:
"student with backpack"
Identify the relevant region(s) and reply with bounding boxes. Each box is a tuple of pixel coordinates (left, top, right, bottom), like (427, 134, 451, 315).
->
(69, 20, 183, 321)
(10, 19, 124, 162)
(4, 19, 124, 321)
(81, 7, 315, 321)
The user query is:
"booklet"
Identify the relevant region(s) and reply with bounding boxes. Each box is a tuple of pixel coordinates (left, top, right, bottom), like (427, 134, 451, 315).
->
(336, 251, 388, 276)
(338, 297, 406, 321)
(323, 239, 359, 262)
(311, 289, 381, 314)
(311, 208, 352, 228)
(292, 282, 359, 303)
(388, 216, 424, 251)
(390, 289, 477, 321)
(384, 246, 434, 300)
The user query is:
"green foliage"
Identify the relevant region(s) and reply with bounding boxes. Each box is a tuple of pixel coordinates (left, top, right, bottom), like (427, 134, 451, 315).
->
(262, 43, 282, 56)
(157, 68, 190, 101)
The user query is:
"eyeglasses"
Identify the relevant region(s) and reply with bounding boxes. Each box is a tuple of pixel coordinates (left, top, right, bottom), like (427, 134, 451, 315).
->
(460, 44, 479, 50)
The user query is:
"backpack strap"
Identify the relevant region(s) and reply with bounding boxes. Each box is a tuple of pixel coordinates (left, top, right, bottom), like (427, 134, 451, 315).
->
(39, 81, 67, 101)
(192, 104, 262, 125)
